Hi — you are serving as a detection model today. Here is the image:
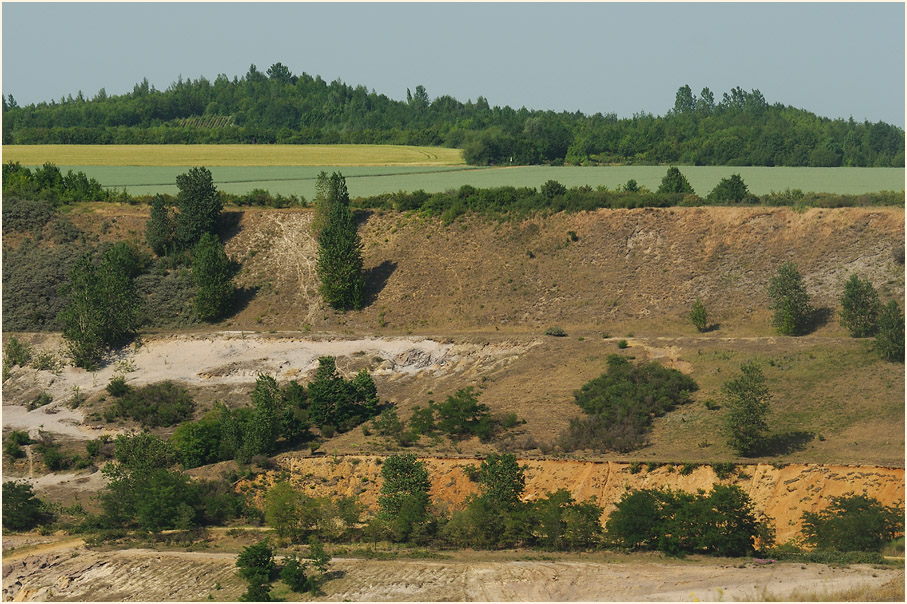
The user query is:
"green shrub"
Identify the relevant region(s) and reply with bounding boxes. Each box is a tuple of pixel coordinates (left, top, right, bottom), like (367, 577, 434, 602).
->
(315, 172, 365, 311)
(236, 540, 275, 602)
(379, 453, 432, 542)
(723, 362, 771, 455)
(4, 441, 24, 460)
(544, 326, 567, 337)
(3, 336, 33, 368)
(706, 174, 751, 204)
(657, 166, 695, 195)
(541, 180, 567, 199)
(38, 443, 69, 471)
(27, 392, 52, 411)
(561, 354, 697, 453)
(1, 197, 57, 234)
(2, 481, 46, 531)
(371, 407, 406, 439)
(435, 387, 494, 441)
(711, 462, 736, 479)
(408, 404, 436, 435)
(113, 381, 195, 427)
(307, 357, 379, 431)
(616, 339, 628, 349)
(679, 463, 698, 476)
(875, 300, 904, 362)
(5, 430, 32, 460)
(501, 412, 519, 430)
(800, 495, 903, 552)
(192, 232, 235, 322)
(32, 350, 61, 372)
(690, 298, 708, 332)
(2, 241, 88, 332)
(280, 555, 312, 593)
(106, 375, 132, 397)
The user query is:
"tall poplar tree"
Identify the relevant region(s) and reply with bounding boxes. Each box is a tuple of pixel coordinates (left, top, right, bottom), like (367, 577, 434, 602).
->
(315, 172, 365, 310)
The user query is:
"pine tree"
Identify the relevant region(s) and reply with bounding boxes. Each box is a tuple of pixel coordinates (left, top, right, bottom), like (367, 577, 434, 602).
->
(315, 172, 365, 310)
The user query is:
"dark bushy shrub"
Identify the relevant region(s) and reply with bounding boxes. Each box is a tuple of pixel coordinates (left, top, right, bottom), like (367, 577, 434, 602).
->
(106, 375, 132, 397)
(113, 381, 195, 427)
(435, 387, 494, 441)
(606, 485, 773, 556)
(801, 495, 903, 552)
(2, 481, 46, 530)
(561, 355, 697, 453)
(1, 197, 56, 235)
(2, 241, 88, 331)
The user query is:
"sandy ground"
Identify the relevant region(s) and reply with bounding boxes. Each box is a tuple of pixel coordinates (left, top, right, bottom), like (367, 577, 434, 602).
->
(1, 542, 902, 602)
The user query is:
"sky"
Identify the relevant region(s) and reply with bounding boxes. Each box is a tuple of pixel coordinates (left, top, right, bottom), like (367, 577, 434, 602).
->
(2, 2, 905, 127)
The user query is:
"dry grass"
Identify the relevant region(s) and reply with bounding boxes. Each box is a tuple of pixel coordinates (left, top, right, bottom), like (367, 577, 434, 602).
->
(2, 144, 465, 167)
(761, 571, 905, 601)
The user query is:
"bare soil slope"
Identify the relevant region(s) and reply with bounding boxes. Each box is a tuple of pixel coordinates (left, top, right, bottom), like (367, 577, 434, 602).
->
(219, 206, 903, 334)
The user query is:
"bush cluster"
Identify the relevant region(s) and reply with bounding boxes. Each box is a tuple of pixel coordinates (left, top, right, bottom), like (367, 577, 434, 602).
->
(98, 433, 248, 533)
(800, 495, 903, 552)
(606, 485, 774, 556)
(108, 381, 195, 428)
(171, 361, 379, 468)
(560, 355, 698, 453)
(2, 162, 109, 204)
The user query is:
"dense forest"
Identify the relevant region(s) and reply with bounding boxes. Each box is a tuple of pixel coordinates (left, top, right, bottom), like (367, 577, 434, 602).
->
(3, 64, 903, 167)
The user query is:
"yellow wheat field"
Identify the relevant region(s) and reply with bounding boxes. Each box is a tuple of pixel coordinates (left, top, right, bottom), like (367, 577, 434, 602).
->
(2, 144, 465, 167)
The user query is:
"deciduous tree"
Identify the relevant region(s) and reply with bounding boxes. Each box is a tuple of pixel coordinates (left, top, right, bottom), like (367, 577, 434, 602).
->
(657, 166, 695, 195)
(839, 274, 881, 337)
(192, 232, 234, 321)
(722, 362, 771, 455)
(175, 167, 222, 248)
(768, 262, 813, 336)
(875, 300, 904, 362)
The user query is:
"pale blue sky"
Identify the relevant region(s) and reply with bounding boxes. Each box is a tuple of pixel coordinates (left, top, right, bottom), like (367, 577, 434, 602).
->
(2, 2, 904, 126)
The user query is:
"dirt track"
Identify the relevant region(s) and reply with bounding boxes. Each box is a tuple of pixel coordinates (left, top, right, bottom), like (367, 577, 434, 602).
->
(2, 543, 902, 602)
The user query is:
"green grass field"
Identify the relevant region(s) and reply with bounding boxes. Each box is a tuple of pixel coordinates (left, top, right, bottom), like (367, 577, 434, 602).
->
(32, 165, 906, 199)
